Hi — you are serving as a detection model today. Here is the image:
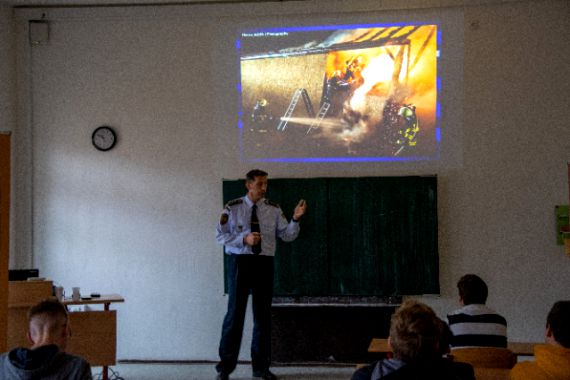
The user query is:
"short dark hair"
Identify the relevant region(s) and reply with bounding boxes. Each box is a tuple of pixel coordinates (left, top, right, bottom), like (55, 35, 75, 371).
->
(457, 274, 488, 305)
(28, 299, 68, 322)
(246, 169, 268, 182)
(389, 300, 441, 363)
(546, 301, 570, 348)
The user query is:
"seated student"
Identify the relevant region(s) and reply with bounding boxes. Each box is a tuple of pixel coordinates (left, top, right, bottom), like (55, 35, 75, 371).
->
(351, 299, 475, 380)
(0, 299, 92, 380)
(447, 274, 507, 348)
(437, 320, 476, 378)
(510, 301, 570, 380)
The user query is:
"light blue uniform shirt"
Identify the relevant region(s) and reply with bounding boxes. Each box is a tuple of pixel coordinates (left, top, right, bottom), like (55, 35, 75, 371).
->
(216, 195, 300, 256)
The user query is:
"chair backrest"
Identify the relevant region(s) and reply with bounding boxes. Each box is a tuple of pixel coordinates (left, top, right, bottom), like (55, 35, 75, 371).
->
(450, 347, 516, 369)
(474, 368, 511, 380)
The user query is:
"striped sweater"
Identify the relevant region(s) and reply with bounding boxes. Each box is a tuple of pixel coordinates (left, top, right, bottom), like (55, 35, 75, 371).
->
(447, 304, 507, 348)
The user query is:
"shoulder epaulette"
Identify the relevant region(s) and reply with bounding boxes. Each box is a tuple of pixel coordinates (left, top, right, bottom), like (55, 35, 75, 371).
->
(225, 198, 243, 209)
(264, 199, 280, 208)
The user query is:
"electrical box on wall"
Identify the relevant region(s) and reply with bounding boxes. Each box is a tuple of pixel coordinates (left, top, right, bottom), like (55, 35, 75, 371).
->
(29, 19, 49, 46)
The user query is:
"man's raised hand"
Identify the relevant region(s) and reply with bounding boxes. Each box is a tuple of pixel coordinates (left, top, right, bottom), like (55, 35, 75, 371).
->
(293, 199, 307, 221)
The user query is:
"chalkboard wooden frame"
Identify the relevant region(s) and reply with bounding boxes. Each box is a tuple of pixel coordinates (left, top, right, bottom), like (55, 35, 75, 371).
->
(222, 176, 439, 297)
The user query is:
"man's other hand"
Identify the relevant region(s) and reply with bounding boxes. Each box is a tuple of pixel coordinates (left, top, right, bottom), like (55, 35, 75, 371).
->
(293, 199, 307, 220)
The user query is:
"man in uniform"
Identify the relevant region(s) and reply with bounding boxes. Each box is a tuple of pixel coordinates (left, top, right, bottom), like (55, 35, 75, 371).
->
(215, 169, 307, 380)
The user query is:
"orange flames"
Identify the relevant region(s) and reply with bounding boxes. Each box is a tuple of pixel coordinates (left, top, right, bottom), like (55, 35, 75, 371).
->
(324, 25, 438, 117)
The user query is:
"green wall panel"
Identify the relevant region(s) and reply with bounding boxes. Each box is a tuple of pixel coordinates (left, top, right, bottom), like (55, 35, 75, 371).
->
(222, 176, 439, 297)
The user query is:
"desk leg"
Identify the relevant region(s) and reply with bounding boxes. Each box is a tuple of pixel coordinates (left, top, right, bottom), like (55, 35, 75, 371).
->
(102, 304, 111, 380)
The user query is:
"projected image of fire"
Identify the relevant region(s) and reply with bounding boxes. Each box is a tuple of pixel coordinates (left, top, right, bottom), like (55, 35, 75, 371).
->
(314, 46, 430, 156)
(241, 24, 438, 159)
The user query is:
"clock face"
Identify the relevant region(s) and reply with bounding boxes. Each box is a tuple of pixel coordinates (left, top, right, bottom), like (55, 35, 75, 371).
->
(92, 126, 117, 151)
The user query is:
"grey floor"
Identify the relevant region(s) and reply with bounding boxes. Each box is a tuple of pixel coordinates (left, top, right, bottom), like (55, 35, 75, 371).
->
(92, 363, 356, 380)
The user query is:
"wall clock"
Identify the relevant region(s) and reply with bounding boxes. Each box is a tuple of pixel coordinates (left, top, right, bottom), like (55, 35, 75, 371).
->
(92, 126, 117, 151)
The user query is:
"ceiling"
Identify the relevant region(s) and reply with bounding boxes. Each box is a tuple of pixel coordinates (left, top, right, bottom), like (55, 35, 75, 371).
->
(0, 0, 295, 7)
(0, 0, 536, 12)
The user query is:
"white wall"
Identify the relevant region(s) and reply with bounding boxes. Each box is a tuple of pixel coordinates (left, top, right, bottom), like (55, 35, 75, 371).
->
(0, 6, 15, 138)
(0, 8, 14, 132)
(0, 6, 20, 269)
(9, 0, 570, 361)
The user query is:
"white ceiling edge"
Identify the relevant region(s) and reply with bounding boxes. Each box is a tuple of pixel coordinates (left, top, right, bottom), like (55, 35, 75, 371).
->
(0, 0, 539, 8)
(3, 0, 299, 5)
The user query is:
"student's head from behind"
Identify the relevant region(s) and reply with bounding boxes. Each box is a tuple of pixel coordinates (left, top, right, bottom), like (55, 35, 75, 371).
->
(457, 274, 488, 305)
(545, 300, 570, 348)
(27, 299, 70, 351)
(388, 299, 441, 363)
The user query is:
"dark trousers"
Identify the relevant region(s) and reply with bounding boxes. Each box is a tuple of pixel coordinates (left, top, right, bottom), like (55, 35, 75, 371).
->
(217, 254, 274, 375)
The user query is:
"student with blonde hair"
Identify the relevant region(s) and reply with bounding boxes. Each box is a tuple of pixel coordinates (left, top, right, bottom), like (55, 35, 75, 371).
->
(352, 299, 474, 380)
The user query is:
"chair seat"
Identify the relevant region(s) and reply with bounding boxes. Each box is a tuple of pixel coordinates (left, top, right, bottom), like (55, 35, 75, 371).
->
(474, 367, 511, 380)
(450, 347, 516, 369)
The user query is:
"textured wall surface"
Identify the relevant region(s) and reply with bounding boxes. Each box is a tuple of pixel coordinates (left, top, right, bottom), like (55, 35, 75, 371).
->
(6, 0, 570, 361)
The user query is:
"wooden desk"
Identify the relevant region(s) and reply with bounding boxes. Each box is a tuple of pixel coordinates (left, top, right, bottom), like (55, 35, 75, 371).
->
(368, 338, 390, 354)
(507, 341, 536, 356)
(63, 293, 124, 311)
(8, 280, 54, 349)
(8, 282, 124, 380)
(368, 338, 538, 357)
(63, 294, 124, 380)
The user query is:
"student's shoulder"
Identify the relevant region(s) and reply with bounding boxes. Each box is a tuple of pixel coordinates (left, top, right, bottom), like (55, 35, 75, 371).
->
(509, 361, 542, 380)
(351, 363, 375, 380)
(56, 351, 89, 364)
(55, 352, 92, 378)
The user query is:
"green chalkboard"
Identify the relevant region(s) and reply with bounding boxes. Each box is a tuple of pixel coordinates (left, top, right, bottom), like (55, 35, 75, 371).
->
(222, 176, 439, 296)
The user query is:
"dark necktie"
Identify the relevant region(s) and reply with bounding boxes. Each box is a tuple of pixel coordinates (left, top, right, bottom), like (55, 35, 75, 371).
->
(251, 204, 261, 254)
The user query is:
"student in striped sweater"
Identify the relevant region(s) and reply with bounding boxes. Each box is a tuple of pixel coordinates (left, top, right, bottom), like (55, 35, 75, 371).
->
(447, 274, 507, 348)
